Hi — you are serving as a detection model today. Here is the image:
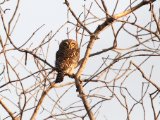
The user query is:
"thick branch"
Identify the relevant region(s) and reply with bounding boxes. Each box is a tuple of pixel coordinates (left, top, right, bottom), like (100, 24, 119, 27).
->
(0, 99, 19, 120)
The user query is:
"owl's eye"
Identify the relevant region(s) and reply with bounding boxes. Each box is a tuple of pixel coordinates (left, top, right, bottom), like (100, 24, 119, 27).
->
(70, 42, 76, 48)
(71, 42, 75, 46)
(64, 42, 69, 46)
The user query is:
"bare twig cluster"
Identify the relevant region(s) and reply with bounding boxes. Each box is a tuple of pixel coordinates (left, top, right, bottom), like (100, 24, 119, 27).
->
(0, 0, 159, 120)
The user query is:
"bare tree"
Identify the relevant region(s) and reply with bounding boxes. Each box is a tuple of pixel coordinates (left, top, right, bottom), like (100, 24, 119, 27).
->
(0, 0, 159, 120)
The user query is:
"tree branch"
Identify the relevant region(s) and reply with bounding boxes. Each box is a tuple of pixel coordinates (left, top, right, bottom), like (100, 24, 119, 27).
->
(0, 99, 19, 120)
(132, 62, 160, 91)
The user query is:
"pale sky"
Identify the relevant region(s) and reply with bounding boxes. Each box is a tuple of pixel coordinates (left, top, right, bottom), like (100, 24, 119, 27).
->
(0, 0, 159, 120)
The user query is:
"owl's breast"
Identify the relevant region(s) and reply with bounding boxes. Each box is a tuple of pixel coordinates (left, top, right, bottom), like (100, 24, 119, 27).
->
(55, 48, 79, 74)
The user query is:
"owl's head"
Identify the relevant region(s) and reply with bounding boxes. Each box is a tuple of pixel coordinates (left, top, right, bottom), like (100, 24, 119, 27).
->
(59, 39, 78, 50)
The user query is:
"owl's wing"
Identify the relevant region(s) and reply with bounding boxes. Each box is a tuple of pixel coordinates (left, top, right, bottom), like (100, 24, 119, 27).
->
(77, 48, 80, 60)
(55, 50, 61, 68)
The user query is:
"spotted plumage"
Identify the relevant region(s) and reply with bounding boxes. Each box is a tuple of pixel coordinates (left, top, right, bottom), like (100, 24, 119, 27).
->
(55, 39, 80, 83)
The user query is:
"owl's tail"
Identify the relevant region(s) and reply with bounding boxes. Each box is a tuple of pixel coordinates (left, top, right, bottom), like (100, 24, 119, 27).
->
(55, 71, 64, 83)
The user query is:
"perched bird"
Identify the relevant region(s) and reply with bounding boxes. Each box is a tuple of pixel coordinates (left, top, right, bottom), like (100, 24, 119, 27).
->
(55, 39, 80, 83)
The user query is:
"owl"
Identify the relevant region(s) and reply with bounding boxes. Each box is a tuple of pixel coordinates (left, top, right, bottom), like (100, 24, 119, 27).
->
(55, 39, 80, 83)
